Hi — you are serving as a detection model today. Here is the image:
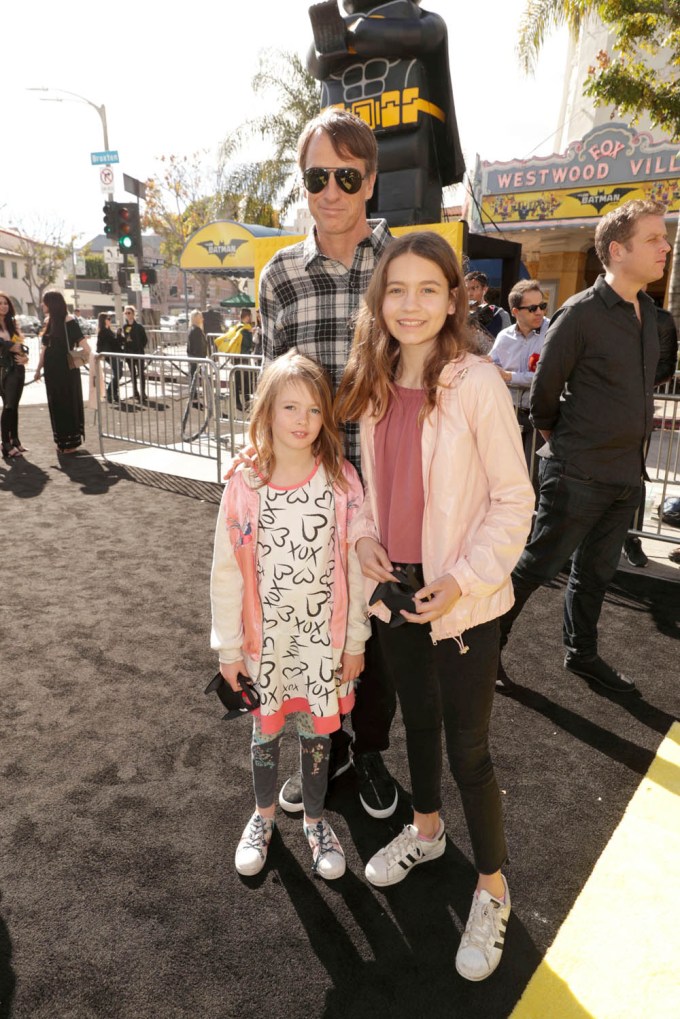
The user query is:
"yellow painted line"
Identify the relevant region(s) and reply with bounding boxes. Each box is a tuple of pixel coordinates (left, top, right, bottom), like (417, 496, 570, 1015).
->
(511, 722, 680, 1019)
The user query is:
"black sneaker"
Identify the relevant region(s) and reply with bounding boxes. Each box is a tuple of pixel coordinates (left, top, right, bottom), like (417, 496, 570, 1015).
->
(622, 536, 648, 568)
(354, 752, 398, 819)
(495, 657, 514, 692)
(278, 740, 353, 813)
(564, 654, 638, 694)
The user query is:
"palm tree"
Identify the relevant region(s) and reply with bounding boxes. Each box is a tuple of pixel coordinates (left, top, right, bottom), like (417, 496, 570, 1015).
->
(518, 0, 680, 327)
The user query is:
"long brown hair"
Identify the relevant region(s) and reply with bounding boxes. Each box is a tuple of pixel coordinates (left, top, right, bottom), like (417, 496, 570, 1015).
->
(335, 231, 475, 424)
(248, 351, 346, 488)
(0, 291, 20, 338)
(42, 290, 68, 339)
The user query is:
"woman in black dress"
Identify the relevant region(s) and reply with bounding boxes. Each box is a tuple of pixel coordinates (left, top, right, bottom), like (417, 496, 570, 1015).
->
(0, 292, 29, 458)
(34, 290, 90, 454)
(96, 311, 122, 402)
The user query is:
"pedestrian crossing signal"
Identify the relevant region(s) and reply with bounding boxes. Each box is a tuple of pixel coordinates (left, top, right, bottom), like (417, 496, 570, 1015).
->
(139, 268, 157, 286)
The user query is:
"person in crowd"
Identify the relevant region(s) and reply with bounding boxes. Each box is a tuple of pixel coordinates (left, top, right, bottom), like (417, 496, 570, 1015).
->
(96, 311, 123, 403)
(465, 271, 511, 349)
(234, 309, 255, 411)
(34, 290, 90, 454)
(119, 305, 148, 402)
(203, 306, 224, 341)
(497, 200, 671, 695)
(0, 292, 29, 458)
(251, 309, 263, 356)
(210, 352, 369, 880)
(335, 231, 534, 981)
(258, 107, 397, 819)
(186, 310, 207, 378)
(621, 299, 678, 568)
(489, 280, 550, 484)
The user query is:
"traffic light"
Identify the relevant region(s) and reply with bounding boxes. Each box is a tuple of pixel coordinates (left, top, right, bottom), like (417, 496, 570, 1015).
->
(116, 202, 143, 258)
(118, 204, 133, 253)
(139, 268, 157, 286)
(103, 201, 119, 238)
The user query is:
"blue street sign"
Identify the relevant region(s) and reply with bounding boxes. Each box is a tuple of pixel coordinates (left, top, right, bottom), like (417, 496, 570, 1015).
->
(91, 150, 120, 165)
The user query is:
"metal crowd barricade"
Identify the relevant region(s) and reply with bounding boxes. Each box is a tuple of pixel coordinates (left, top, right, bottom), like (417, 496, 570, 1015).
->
(508, 374, 680, 546)
(95, 351, 262, 482)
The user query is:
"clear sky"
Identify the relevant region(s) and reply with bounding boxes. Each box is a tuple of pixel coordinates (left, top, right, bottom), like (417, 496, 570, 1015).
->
(3, 1, 569, 243)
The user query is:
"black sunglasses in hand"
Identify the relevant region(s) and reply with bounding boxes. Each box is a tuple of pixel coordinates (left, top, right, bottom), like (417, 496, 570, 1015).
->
(303, 166, 367, 195)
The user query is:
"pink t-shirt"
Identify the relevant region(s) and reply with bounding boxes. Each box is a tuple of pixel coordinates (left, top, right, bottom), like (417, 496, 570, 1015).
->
(374, 386, 425, 563)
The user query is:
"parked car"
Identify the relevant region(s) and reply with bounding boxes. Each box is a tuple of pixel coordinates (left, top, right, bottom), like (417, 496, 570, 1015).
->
(16, 314, 41, 336)
(160, 315, 178, 329)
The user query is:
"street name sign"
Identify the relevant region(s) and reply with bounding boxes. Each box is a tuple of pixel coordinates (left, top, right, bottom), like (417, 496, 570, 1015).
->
(91, 150, 120, 165)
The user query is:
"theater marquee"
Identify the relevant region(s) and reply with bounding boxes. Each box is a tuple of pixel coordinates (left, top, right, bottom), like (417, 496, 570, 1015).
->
(482, 123, 680, 224)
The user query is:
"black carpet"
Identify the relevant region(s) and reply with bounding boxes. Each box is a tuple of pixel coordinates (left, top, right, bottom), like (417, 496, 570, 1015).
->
(1, 405, 678, 1019)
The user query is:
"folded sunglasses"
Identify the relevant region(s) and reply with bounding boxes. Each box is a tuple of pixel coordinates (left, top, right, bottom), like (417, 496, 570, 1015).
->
(204, 672, 261, 720)
(369, 564, 424, 628)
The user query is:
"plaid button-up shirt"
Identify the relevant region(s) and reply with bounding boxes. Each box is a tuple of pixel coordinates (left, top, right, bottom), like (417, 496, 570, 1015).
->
(259, 219, 392, 472)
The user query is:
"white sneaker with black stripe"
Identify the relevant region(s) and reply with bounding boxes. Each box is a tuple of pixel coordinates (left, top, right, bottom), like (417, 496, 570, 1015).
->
(455, 875, 511, 981)
(365, 822, 446, 887)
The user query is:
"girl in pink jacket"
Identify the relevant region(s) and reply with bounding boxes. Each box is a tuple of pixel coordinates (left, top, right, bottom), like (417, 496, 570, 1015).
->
(336, 232, 534, 982)
(211, 352, 369, 882)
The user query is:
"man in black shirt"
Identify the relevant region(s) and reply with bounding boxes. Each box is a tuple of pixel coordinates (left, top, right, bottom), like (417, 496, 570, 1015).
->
(498, 200, 671, 694)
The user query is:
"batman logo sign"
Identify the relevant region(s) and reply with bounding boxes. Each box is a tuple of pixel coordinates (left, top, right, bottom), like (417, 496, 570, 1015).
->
(567, 188, 635, 211)
(198, 239, 248, 264)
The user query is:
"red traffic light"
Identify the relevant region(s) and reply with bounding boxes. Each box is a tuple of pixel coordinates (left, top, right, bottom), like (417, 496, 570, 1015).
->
(139, 268, 157, 286)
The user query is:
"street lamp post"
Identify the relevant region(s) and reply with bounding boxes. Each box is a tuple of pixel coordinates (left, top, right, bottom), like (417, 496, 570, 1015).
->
(27, 87, 123, 319)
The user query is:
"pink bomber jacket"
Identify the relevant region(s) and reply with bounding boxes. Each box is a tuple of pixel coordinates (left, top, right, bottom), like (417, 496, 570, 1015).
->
(210, 459, 370, 675)
(350, 354, 536, 648)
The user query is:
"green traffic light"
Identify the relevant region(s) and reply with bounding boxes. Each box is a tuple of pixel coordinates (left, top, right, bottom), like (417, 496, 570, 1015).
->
(119, 236, 133, 251)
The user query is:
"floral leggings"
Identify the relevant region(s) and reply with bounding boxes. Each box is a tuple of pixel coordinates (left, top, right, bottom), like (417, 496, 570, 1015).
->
(252, 712, 330, 818)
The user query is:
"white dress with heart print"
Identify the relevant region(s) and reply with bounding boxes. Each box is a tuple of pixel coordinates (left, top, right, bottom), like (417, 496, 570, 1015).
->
(255, 462, 342, 731)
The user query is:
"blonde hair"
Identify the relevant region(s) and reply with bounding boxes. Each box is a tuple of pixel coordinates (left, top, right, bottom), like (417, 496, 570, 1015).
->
(335, 231, 475, 424)
(190, 310, 204, 327)
(248, 351, 346, 488)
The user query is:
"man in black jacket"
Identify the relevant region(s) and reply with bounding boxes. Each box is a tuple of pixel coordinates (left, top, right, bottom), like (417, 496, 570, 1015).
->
(120, 305, 148, 402)
(498, 200, 671, 695)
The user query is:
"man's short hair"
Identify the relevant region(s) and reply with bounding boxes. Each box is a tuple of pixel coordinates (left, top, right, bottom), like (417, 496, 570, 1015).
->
(297, 108, 378, 175)
(594, 199, 666, 268)
(508, 279, 543, 310)
(240, 308, 252, 322)
(465, 271, 488, 286)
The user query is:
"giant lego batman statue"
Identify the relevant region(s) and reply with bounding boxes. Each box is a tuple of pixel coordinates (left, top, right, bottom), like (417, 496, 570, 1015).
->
(307, 0, 466, 226)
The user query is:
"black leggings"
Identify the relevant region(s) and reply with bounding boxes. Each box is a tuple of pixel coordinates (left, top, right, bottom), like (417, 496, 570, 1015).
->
(375, 604, 507, 875)
(0, 365, 25, 447)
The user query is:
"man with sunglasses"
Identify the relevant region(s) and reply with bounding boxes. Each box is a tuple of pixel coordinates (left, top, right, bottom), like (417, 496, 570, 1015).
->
(497, 199, 671, 696)
(489, 280, 550, 480)
(259, 108, 397, 821)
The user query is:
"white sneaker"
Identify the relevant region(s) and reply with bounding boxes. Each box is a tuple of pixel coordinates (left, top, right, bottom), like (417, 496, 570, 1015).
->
(365, 823, 446, 887)
(304, 819, 346, 880)
(234, 812, 275, 876)
(455, 875, 511, 981)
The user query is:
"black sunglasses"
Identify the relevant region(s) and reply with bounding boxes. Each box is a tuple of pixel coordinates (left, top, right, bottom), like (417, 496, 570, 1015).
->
(303, 166, 367, 195)
(517, 302, 548, 313)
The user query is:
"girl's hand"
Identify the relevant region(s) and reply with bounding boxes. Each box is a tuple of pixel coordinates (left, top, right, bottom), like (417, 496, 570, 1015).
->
(223, 444, 256, 480)
(220, 659, 248, 692)
(400, 573, 462, 625)
(356, 537, 395, 583)
(340, 651, 364, 683)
